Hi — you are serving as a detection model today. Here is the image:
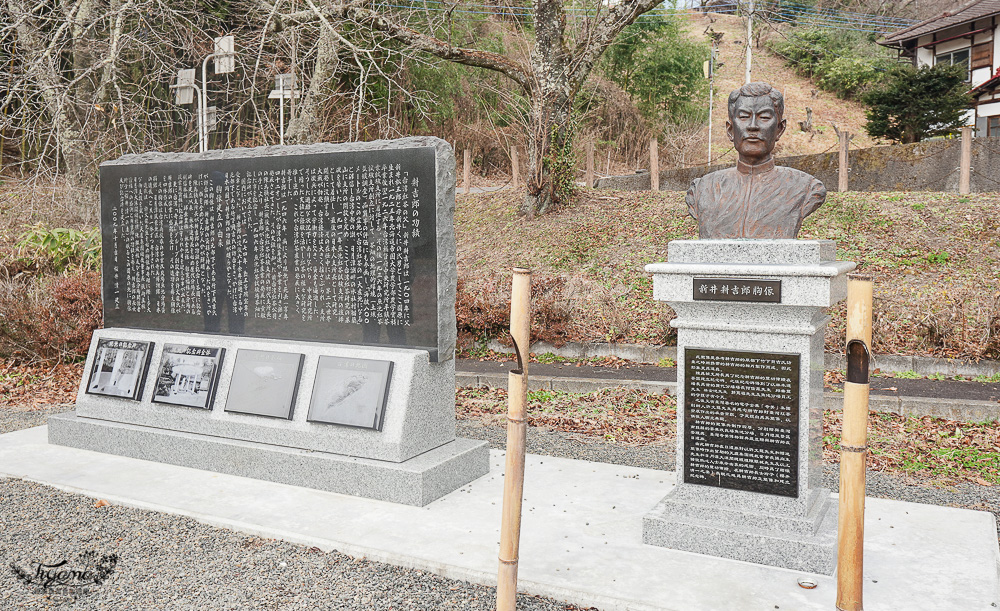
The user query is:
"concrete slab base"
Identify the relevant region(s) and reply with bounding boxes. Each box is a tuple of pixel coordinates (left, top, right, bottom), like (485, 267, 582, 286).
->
(48, 412, 489, 506)
(643, 483, 838, 574)
(2, 425, 998, 611)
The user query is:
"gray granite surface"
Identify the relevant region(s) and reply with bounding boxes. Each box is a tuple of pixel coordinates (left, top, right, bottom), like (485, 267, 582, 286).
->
(643, 239, 853, 574)
(48, 412, 489, 506)
(75, 329, 456, 463)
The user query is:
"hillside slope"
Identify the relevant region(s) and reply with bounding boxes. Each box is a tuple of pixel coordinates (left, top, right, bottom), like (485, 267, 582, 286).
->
(456, 189, 1000, 361)
(681, 12, 880, 167)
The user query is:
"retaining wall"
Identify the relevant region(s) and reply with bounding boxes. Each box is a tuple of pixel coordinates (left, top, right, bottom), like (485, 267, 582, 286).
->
(596, 138, 1000, 193)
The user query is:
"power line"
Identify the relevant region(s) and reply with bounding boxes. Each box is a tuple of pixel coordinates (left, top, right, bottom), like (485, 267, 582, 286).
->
(374, 1, 917, 35)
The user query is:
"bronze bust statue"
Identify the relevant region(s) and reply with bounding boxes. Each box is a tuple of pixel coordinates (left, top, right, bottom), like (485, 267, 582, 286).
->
(686, 82, 826, 239)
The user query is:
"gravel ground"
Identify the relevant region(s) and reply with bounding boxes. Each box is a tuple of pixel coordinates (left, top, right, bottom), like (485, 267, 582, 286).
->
(0, 478, 592, 610)
(0, 403, 75, 435)
(0, 411, 996, 608)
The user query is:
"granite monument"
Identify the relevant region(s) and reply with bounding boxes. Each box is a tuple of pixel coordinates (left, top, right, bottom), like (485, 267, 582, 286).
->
(644, 83, 854, 575)
(49, 137, 490, 506)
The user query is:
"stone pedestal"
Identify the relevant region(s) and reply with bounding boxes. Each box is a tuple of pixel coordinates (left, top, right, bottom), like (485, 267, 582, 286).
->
(643, 240, 855, 574)
(49, 329, 490, 506)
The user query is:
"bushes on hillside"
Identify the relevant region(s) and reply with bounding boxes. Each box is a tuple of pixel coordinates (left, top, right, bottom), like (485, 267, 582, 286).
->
(0, 270, 102, 364)
(768, 27, 894, 99)
(601, 13, 709, 125)
(0, 224, 103, 364)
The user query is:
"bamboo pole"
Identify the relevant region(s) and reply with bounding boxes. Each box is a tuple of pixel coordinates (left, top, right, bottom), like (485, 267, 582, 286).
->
(585, 141, 595, 188)
(837, 272, 873, 611)
(650, 137, 659, 192)
(511, 146, 520, 188)
(497, 268, 531, 611)
(463, 149, 471, 194)
(959, 126, 972, 195)
(838, 130, 850, 192)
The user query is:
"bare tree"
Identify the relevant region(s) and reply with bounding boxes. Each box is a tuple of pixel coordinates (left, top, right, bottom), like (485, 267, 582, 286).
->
(0, 0, 220, 189)
(268, 0, 664, 216)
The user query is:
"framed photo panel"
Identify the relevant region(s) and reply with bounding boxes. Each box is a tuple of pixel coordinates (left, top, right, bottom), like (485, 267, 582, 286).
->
(85, 339, 154, 400)
(307, 357, 393, 431)
(224, 350, 305, 420)
(151, 344, 226, 409)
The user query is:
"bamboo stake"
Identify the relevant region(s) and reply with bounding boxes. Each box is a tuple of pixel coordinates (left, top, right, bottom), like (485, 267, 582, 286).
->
(959, 126, 972, 195)
(837, 272, 873, 611)
(511, 146, 520, 188)
(497, 268, 531, 611)
(463, 149, 471, 195)
(650, 137, 659, 192)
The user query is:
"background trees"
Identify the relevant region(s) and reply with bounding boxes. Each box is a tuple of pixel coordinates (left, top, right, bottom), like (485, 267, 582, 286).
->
(0, 0, 707, 213)
(862, 64, 972, 144)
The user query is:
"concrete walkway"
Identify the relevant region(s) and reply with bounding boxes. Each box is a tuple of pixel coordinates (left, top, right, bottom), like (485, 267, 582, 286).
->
(2, 425, 997, 610)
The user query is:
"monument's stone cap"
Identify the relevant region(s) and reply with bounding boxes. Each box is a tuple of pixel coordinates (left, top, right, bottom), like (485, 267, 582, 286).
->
(665, 239, 837, 265)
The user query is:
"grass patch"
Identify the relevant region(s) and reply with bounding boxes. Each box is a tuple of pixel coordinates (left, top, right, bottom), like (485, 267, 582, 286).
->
(824, 410, 1000, 486)
(457, 189, 1000, 361)
(456, 387, 676, 444)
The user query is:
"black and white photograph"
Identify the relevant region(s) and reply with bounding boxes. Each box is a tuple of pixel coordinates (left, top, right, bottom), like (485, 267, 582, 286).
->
(307, 356, 392, 430)
(85, 339, 154, 400)
(224, 350, 304, 420)
(151, 344, 226, 409)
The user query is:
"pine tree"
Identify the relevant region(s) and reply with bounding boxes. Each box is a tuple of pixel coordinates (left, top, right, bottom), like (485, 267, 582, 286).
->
(861, 63, 972, 144)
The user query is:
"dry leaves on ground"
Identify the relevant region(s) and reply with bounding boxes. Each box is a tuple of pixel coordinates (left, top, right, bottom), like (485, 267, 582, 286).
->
(824, 410, 1000, 486)
(456, 387, 676, 445)
(0, 362, 83, 409)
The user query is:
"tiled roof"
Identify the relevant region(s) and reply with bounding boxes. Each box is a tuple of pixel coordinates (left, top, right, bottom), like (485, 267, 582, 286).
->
(971, 67, 1000, 95)
(881, 0, 1000, 45)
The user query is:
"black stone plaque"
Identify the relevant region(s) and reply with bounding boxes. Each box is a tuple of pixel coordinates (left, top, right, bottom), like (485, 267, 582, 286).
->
(100, 147, 442, 359)
(683, 348, 799, 497)
(692, 278, 781, 303)
(307, 356, 393, 431)
(151, 344, 226, 409)
(85, 339, 154, 400)
(224, 349, 305, 420)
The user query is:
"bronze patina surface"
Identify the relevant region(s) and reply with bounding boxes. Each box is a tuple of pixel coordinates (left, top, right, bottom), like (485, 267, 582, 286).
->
(686, 83, 826, 239)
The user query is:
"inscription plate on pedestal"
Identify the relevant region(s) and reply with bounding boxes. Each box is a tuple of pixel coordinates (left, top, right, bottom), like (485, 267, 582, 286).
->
(692, 278, 781, 303)
(683, 348, 799, 497)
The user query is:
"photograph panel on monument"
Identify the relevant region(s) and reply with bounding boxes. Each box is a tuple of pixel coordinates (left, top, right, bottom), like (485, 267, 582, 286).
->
(224, 349, 304, 420)
(85, 339, 154, 400)
(307, 356, 393, 431)
(151, 344, 226, 409)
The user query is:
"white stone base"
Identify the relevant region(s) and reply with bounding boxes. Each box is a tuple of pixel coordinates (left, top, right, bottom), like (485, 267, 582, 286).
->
(644, 240, 855, 574)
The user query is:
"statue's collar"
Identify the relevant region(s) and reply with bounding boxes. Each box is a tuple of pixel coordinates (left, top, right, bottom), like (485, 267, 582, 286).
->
(736, 156, 776, 176)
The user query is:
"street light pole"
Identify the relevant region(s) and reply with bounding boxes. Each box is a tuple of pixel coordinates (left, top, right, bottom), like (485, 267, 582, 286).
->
(171, 68, 203, 153)
(200, 35, 235, 152)
(745, 0, 754, 84)
(268, 74, 299, 145)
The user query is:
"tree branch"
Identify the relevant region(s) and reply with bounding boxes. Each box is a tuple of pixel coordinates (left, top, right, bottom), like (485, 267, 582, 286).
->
(273, 1, 534, 94)
(568, 0, 663, 88)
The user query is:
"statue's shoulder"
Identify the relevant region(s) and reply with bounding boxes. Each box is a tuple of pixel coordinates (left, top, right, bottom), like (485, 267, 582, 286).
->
(774, 165, 823, 186)
(690, 166, 739, 190)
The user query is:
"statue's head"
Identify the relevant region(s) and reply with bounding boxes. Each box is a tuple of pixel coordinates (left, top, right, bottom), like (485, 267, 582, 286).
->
(726, 82, 786, 164)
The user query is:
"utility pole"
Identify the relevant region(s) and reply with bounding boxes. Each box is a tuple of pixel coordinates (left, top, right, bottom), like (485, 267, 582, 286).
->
(707, 42, 718, 164)
(200, 35, 235, 152)
(745, 0, 753, 84)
